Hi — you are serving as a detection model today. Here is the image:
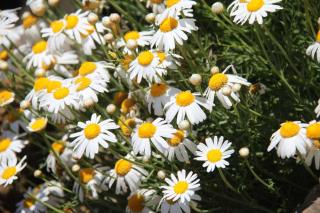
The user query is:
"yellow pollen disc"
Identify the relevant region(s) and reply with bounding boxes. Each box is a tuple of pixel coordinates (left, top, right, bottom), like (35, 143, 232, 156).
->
(166, 0, 180, 8)
(280, 122, 300, 138)
(79, 168, 95, 184)
(81, 25, 95, 38)
(167, 130, 184, 146)
(208, 73, 228, 91)
(79, 61, 97, 76)
(306, 123, 320, 140)
(151, 0, 164, 4)
(128, 194, 145, 212)
(0, 90, 14, 104)
(75, 77, 91, 91)
(138, 122, 157, 138)
(115, 159, 133, 176)
(247, 0, 264, 12)
(30, 118, 47, 132)
(34, 77, 49, 91)
(121, 98, 136, 114)
(0, 50, 9, 61)
(65, 15, 79, 29)
(150, 83, 167, 97)
(124, 31, 140, 42)
(51, 141, 65, 154)
(317, 31, 320, 42)
(23, 198, 35, 209)
(2, 166, 16, 179)
(173, 181, 188, 194)
(32, 40, 47, 54)
(23, 15, 38, 29)
(137, 51, 154, 66)
(207, 149, 222, 163)
(84, 123, 101, 139)
(160, 17, 178, 32)
(119, 118, 136, 136)
(50, 20, 64, 33)
(46, 80, 62, 93)
(313, 140, 320, 149)
(157, 51, 166, 63)
(114, 92, 128, 106)
(121, 55, 134, 71)
(53, 87, 69, 100)
(0, 138, 11, 152)
(175, 91, 195, 107)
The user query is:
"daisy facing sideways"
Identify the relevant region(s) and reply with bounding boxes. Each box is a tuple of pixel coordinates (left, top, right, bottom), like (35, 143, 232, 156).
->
(159, 0, 197, 19)
(194, 136, 234, 172)
(0, 90, 15, 107)
(0, 131, 27, 163)
(0, 155, 27, 186)
(106, 156, 148, 195)
(131, 118, 176, 158)
(117, 30, 154, 54)
(161, 169, 200, 203)
(228, 0, 283, 25)
(126, 189, 159, 213)
(304, 121, 320, 169)
(204, 65, 251, 109)
(164, 90, 213, 125)
(70, 113, 119, 159)
(267, 121, 310, 159)
(306, 31, 320, 63)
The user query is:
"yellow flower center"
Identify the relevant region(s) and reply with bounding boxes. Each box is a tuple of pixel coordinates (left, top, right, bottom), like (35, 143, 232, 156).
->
(150, 83, 167, 97)
(81, 25, 95, 38)
(0, 50, 9, 61)
(166, 0, 180, 8)
(84, 123, 101, 139)
(65, 15, 79, 29)
(173, 181, 188, 194)
(75, 77, 91, 91)
(46, 80, 62, 93)
(127, 194, 145, 212)
(114, 92, 128, 106)
(0, 90, 13, 104)
(175, 91, 195, 106)
(151, 0, 164, 4)
(30, 118, 47, 132)
(157, 51, 166, 63)
(306, 123, 320, 140)
(23, 198, 35, 209)
(121, 55, 134, 71)
(246, 0, 264, 12)
(0, 138, 11, 152)
(23, 15, 38, 29)
(119, 118, 136, 136)
(317, 31, 320, 42)
(207, 149, 222, 163)
(160, 17, 178, 32)
(51, 141, 65, 154)
(208, 73, 228, 91)
(279, 122, 300, 138)
(79, 168, 95, 184)
(53, 87, 69, 100)
(124, 31, 140, 42)
(2, 166, 16, 179)
(167, 130, 184, 146)
(32, 40, 47, 54)
(138, 122, 157, 138)
(137, 51, 154, 66)
(79, 61, 97, 76)
(50, 20, 65, 33)
(121, 98, 136, 114)
(33, 77, 49, 91)
(115, 159, 132, 176)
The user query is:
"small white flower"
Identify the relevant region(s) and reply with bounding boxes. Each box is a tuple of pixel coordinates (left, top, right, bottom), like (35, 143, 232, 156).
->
(0, 90, 15, 107)
(306, 31, 320, 63)
(0, 131, 27, 163)
(0, 155, 27, 186)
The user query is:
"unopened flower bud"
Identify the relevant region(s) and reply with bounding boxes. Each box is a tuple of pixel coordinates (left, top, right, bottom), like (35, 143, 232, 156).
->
(102, 16, 112, 27)
(127, 39, 137, 50)
(30, 2, 46, 17)
(145, 13, 156, 24)
(88, 13, 99, 25)
(239, 147, 250, 158)
(48, 0, 60, 6)
(142, 156, 149, 163)
(35, 69, 46, 77)
(222, 86, 232, 96)
(106, 104, 116, 114)
(189, 74, 202, 86)
(232, 83, 241, 92)
(104, 33, 114, 43)
(318, 17, 320, 26)
(33, 169, 42, 177)
(84, 98, 95, 108)
(110, 13, 121, 23)
(211, 2, 224, 14)
(210, 66, 219, 74)
(72, 164, 80, 172)
(157, 170, 166, 180)
(20, 100, 30, 109)
(0, 60, 8, 71)
(178, 120, 190, 130)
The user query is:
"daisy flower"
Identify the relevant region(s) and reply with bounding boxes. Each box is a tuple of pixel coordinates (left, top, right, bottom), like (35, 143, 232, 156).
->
(117, 30, 154, 54)
(128, 50, 168, 83)
(267, 121, 310, 159)
(41, 19, 68, 50)
(0, 131, 27, 163)
(228, 0, 283, 25)
(0, 90, 15, 107)
(106, 157, 148, 194)
(159, 0, 197, 19)
(0, 155, 27, 186)
(164, 130, 197, 162)
(164, 90, 213, 125)
(147, 0, 166, 14)
(204, 65, 251, 109)
(316, 99, 320, 117)
(73, 167, 108, 202)
(146, 83, 179, 116)
(78, 61, 112, 81)
(306, 31, 320, 63)
(304, 122, 320, 169)
(154, 50, 182, 70)
(81, 22, 107, 55)
(160, 193, 201, 213)
(0, 8, 19, 47)
(194, 136, 234, 172)
(126, 189, 158, 213)
(24, 39, 55, 69)
(15, 185, 48, 213)
(161, 169, 200, 203)
(63, 10, 92, 43)
(70, 113, 119, 159)
(151, 16, 198, 52)
(27, 117, 48, 132)
(131, 118, 176, 158)
(25, 77, 50, 109)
